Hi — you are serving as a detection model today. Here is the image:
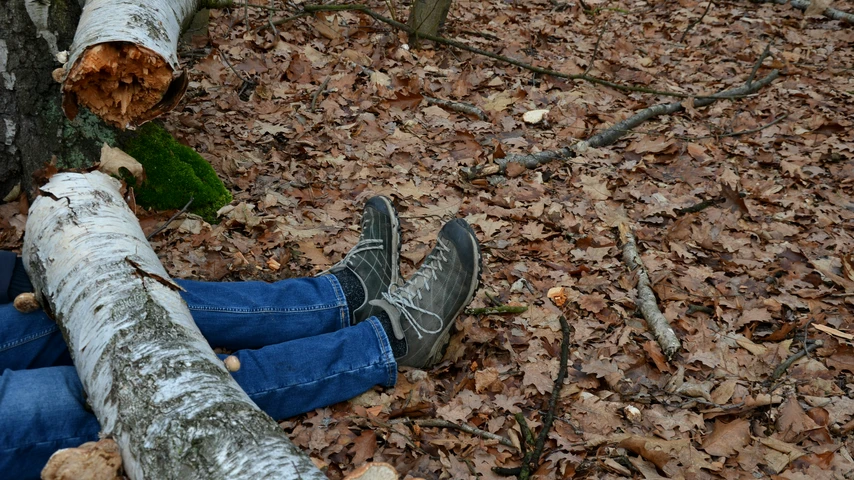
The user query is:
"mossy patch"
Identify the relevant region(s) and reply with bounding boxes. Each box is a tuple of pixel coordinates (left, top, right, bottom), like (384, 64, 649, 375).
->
(121, 123, 231, 223)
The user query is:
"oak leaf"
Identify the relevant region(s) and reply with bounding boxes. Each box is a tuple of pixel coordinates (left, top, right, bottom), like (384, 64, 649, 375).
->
(701, 418, 750, 457)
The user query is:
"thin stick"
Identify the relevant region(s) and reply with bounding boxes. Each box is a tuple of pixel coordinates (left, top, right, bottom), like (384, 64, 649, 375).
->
(768, 340, 823, 382)
(524, 314, 571, 478)
(747, 42, 772, 86)
(679, 1, 713, 43)
(619, 224, 681, 359)
(310, 77, 330, 113)
(146, 197, 194, 240)
(461, 70, 778, 179)
(424, 95, 488, 120)
(392, 418, 518, 450)
(466, 305, 528, 315)
(676, 113, 787, 140)
(583, 20, 609, 76)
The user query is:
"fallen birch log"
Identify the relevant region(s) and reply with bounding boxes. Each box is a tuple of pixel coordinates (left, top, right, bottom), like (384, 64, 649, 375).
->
(60, 0, 203, 128)
(24, 171, 323, 479)
(618, 223, 681, 359)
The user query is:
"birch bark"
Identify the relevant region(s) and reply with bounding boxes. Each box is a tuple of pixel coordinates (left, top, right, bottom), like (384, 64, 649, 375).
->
(23, 171, 324, 480)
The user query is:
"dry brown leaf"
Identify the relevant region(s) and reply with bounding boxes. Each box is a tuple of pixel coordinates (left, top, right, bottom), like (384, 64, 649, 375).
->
(701, 418, 751, 457)
(619, 435, 715, 475)
(98, 143, 144, 183)
(777, 396, 818, 442)
(350, 430, 377, 466)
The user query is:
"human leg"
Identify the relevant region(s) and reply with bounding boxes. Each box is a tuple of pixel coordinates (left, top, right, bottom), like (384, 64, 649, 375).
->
(0, 275, 350, 370)
(0, 319, 396, 480)
(0, 367, 98, 480)
(225, 318, 397, 420)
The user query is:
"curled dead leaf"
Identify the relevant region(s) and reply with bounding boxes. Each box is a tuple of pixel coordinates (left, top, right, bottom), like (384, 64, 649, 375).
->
(98, 143, 144, 184)
(548, 286, 567, 307)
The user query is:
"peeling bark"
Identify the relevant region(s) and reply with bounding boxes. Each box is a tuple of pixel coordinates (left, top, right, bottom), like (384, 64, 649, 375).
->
(24, 171, 324, 480)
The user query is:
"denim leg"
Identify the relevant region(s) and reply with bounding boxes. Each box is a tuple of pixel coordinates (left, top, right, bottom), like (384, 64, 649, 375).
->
(0, 275, 350, 370)
(178, 275, 351, 350)
(0, 367, 100, 480)
(0, 306, 72, 370)
(0, 319, 397, 480)
(223, 318, 398, 420)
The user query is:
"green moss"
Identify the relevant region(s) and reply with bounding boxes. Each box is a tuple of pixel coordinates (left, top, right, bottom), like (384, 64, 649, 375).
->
(122, 123, 232, 223)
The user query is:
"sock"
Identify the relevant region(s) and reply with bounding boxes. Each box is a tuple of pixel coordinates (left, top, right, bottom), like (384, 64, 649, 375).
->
(376, 310, 407, 358)
(332, 268, 365, 325)
(8, 257, 34, 299)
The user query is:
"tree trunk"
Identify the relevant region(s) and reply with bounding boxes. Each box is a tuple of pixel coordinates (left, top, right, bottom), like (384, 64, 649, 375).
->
(61, 0, 197, 128)
(407, 0, 453, 48)
(0, 0, 117, 201)
(23, 171, 324, 480)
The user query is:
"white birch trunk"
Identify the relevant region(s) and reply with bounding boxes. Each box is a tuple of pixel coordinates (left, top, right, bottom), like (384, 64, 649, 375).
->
(23, 171, 324, 480)
(66, 0, 199, 72)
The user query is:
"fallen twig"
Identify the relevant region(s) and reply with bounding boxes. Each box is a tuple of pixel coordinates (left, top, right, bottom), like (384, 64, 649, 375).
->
(676, 113, 787, 141)
(146, 197, 195, 240)
(767, 340, 823, 383)
(460, 63, 778, 179)
(618, 224, 682, 359)
(495, 315, 571, 479)
(583, 20, 609, 76)
(466, 305, 528, 315)
(392, 418, 518, 450)
(679, 1, 714, 43)
(751, 0, 854, 24)
(424, 95, 488, 120)
(310, 77, 330, 113)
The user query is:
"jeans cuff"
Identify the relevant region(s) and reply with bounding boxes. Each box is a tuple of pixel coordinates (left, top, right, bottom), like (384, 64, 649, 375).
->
(319, 274, 351, 330)
(364, 317, 398, 387)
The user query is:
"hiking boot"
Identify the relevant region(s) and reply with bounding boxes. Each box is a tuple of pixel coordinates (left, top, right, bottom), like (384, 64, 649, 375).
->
(326, 196, 401, 324)
(370, 218, 481, 368)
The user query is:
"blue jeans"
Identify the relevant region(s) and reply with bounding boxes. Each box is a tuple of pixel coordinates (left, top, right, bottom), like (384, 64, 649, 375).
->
(0, 276, 397, 479)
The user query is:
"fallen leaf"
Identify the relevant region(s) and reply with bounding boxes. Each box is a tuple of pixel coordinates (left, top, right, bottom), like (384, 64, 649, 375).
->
(99, 143, 145, 183)
(701, 418, 750, 457)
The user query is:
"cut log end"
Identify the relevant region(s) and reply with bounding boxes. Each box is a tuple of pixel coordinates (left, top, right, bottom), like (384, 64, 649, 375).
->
(62, 43, 173, 129)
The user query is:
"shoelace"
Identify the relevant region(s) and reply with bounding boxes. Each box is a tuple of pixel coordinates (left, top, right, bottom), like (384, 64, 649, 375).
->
(381, 239, 451, 339)
(319, 238, 384, 275)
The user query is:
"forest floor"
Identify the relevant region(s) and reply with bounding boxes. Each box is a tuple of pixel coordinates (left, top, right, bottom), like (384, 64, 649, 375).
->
(5, 0, 854, 478)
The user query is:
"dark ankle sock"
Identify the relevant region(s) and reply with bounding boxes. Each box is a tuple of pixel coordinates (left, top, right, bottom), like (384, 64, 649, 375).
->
(376, 310, 407, 358)
(8, 257, 34, 299)
(332, 268, 365, 325)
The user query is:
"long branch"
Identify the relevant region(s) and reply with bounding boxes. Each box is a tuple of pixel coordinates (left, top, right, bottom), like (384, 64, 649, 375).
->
(461, 69, 778, 179)
(751, 0, 854, 24)
(301, 4, 722, 99)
